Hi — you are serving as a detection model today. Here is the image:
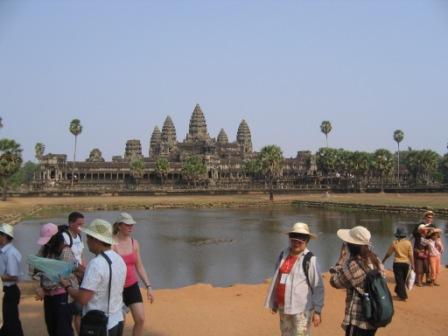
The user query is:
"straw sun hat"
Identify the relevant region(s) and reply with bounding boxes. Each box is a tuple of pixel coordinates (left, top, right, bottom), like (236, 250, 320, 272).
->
(0, 223, 14, 239)
(288, 222, 317, 239)
(337, 226, 371, 245)
(82, 219, 114, 245)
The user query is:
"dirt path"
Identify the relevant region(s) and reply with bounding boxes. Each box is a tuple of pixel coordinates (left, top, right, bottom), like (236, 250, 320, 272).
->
(19, 269, 448, 336)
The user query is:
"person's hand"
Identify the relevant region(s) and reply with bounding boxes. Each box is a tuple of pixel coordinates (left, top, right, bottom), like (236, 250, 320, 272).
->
(312, 312, 321, 327)
(35, 287, 44, 301)
(76, 264, 86, 273)
(147, 288, 154, 303)
(59, 276, 70, 288)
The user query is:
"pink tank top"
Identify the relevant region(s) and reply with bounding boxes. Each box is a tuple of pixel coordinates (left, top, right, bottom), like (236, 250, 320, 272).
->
(120, 239, 138, 288)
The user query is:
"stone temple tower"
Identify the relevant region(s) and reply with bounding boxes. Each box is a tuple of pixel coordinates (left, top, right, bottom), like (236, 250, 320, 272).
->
(237, 119, 253, 154)
(125, 139, 143, 161)
(186, 104, 210, 142)
(161, 116, 177, 156)
(217, 128, 229, 145)
(149, 126, 162, 157)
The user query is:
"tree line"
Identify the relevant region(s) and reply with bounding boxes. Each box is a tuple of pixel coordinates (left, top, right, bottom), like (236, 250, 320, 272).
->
(2, 118, 448, 201)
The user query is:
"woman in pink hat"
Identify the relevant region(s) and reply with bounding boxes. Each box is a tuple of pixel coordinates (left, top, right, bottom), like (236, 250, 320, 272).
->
(33, 223, 78, 336)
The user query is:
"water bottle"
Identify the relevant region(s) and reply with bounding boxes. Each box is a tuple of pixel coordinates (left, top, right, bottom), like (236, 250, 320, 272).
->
(362, 293, 372, 319)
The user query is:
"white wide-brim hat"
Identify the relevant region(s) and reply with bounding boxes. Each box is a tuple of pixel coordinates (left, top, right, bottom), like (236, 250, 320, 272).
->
(337, 226, 371, 245)
(288, 222, 317, 239)
(114, 212, 136, 225)
(0, 223, 14, 239)
(82, 219, 114, 245)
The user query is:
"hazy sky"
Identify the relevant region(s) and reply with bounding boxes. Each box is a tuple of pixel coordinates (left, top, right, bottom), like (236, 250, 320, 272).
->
(1, 0, 447, 162)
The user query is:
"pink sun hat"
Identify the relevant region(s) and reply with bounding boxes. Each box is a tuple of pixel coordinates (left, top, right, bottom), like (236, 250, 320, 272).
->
(37, 223, 58, 245)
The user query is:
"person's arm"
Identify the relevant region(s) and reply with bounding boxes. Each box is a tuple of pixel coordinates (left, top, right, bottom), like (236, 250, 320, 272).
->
(309, 257, 324, 327)
(382, 243, 394, 264)
(1, 274, 18, 282)
(134, 240, 154, 303)
(66, 287, 94, 305)
(60, 276, 94, 305)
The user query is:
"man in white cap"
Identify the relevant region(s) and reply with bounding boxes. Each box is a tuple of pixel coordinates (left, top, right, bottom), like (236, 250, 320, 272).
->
(61, 219, 126, 336)
(0, 223, 23, 336)
(265, 222, 324, 336)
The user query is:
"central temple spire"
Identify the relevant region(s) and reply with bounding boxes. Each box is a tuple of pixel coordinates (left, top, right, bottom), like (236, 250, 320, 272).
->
(187, 104, 209, 141)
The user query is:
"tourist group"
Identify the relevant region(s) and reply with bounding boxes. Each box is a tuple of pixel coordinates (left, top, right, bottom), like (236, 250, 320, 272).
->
(0, 211, 152, 336)
(0, 210, 444, 336)
(265, 209, 444, 336)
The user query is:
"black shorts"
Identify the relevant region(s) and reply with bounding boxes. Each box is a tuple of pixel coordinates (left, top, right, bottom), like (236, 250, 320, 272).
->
(123, 282, 143, 306)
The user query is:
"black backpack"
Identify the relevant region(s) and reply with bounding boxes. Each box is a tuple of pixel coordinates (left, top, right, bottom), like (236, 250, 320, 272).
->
(354, 263, 394, 328)
(58, 224, 73, 248)
(276, 251, 314, 293)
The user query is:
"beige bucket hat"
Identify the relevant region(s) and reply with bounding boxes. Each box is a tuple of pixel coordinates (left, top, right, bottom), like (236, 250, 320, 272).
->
(0, 223, 14, 239)
(423, 210, 434, 218)
(114, 212, 136, 225)
(82, 219, 114, 245)
(288, 222, 317, 239)
(337, 226, 371, 245)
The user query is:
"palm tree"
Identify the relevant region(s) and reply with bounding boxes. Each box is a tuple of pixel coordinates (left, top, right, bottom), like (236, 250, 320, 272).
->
(69, 119, 82, 186)
(259, 145, 284, 201)
(371, 149, 394, 191)
(35, 142, 45, 162)
(349, 151, 371, 190)
(130, 159, 145, 190)
(181, 156, 207, 187)
(0, 139, 23, 201)
(154, 157, 169, 185)
(316, 147, 339, 186)
(393, 130, 404, 185)
(320, 121, 332, 147)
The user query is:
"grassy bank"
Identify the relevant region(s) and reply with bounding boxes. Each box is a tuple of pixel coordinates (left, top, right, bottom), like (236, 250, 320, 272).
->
(0, 192, 447, 223)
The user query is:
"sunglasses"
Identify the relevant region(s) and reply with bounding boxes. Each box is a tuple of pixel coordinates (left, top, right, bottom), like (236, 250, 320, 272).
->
(290, 238, 306, 243)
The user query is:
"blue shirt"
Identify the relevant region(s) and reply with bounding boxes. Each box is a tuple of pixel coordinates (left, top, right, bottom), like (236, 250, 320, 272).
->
(0, 243, 22, 286)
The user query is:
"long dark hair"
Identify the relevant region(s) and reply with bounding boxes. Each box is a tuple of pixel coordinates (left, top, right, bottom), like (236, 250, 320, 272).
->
(41, 231, 66, 258)
(347, 243, 380, 270)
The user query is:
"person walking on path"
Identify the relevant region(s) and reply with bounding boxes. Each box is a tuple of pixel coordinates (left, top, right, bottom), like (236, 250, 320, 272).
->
(265, 222, 324, 336)
(61, 219, 126, 336)
(62, 211, 86, 333)
(420, 227, 444, 286)
(113, 212, 154, 336)
(330, 226, 385, 336)
(0, 223, 24, 336)
(412, 212, 433, 286)
(382, 227, 414, 300)
(34, 223, 78, 336)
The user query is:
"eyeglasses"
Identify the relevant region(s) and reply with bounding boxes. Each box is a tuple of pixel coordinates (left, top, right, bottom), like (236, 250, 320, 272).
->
(290, 238, 306, 243)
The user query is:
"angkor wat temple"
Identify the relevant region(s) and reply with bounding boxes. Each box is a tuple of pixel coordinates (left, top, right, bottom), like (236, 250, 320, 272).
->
(33, 104, 316, 191)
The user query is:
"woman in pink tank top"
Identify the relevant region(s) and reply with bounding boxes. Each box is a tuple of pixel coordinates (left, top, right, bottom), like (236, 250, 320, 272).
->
(112, 212, 154, 336)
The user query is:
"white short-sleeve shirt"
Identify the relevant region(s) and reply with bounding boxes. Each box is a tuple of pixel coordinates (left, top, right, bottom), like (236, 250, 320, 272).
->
(63, 232, 84, 265)
(81, 250, 126, 330)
